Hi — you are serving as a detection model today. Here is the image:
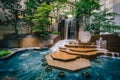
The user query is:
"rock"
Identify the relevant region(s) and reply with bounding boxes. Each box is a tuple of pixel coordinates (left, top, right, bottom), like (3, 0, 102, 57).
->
(94, 59, 101, 63)
(41, 58, 46, 62)
(107, 52, 112, 57)
(41, 62, 48, 66)
(1, 76, 18, 80)
(82, 71, 90, 78)
(45, 66, 52, 72)
(58, 71, 65, 78)
(114, 53, 119, 57)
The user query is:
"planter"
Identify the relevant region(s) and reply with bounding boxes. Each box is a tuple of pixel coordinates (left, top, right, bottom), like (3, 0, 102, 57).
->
(79, 31, 91, 43)
(50, 34, 58, 39)
(20, 37, 40, 47)
(47, 39, 54, 45)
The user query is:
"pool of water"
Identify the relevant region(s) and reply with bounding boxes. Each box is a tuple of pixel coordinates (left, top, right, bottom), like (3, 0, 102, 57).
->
(0, 49, 120, 80)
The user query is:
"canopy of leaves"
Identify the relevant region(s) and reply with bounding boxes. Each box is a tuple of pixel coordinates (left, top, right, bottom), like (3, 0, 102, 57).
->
(25, 0, 67, 36)
(75, 0, 100, 31)
(91, 10, 120, 33)
(31, 3, 53, 36)
(76, 0, 100, 17)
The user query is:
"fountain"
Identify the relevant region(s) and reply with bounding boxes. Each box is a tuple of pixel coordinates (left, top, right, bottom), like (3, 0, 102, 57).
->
(105, 52, 120, 58)
(0, 40, 120, 80)
(45, 40, 107, 71)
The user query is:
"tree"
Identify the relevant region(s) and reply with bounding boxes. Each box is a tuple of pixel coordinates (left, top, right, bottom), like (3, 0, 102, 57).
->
(75, 0, 100, 31)
(91, 9, 120, 33)
(25, 0, 67, 36)
(31, 3, 53, 37)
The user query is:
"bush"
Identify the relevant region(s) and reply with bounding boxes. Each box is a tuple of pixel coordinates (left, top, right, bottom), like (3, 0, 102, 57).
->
(0, 50, 11, 57)
(52, 31, 60, 35)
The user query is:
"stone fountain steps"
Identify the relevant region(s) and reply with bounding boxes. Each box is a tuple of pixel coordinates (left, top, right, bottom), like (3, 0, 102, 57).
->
(46, 55, 91, 71)
(70, 48, 97, 52)
(50, 51, 79, 61)
(59, 47, 105, 59)
(46, 41, 106, 71)
(65, 44, 97, 48)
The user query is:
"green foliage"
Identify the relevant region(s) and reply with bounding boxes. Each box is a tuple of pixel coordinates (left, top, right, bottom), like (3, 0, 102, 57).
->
(75, 0, 120, 33)
(25, 0, 67, 37)
(52, 31, 60, 35)
(76, 0, 100, 16)
(75, 0, 100, 30)
(0, 50, 11, 57)
(31, 3, 53, 36)
(25, 0, 67, 17)
(91, 10, 120, 33)
(25, 0, 67, 36)
(49, 0, 67, 21)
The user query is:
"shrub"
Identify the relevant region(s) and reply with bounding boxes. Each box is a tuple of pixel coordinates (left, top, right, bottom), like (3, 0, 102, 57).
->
(52, 31, 60, 35)
(0, 50, 11, 57)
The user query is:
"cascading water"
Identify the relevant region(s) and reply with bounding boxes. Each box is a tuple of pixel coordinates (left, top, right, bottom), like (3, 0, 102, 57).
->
(101, 51, 120, 59)
(65, 19, 70, 39)
(111, 52, 120, 58)
(65, 19, 75, 39)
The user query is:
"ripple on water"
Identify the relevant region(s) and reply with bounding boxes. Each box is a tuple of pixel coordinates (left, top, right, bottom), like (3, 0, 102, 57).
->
(0, 40, 120, 80)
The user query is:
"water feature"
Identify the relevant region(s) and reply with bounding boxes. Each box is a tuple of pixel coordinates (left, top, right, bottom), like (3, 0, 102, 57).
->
(0, 40, 120, 80)
(102, 52, 120, 59)
(65, 19, 75, 39)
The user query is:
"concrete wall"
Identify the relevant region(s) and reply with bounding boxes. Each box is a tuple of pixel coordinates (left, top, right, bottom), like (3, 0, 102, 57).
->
(0, 0, 27, 40)
(0, 25, 15, 40)
(90, 34, 120, 52)
(113, 0, 120, 25)
(20, 37, 41, 48)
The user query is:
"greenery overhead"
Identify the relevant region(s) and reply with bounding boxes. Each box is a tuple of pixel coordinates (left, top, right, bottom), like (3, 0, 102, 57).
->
(25, 0, 67, 36)
(91, 9, 120, 33)
(25, 0, 67, 19)
(75, 0, 100, 31)
(75, 0, 120, 33)
(31, 3, 53, 36)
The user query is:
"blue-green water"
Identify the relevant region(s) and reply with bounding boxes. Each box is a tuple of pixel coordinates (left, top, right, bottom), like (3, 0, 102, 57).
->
(0, 49, 120, 80)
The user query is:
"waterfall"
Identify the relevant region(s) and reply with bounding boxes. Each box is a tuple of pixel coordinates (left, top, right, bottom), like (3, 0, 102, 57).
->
(111, 52, 115, 58)
(101, 51, 120, 59)
(65, 19, 71, 39)
(64, 19, 75, 39)
(111, 52, 120, 58)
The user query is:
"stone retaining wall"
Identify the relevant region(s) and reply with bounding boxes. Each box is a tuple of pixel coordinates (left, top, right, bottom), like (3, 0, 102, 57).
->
(90, 34, 120, 52)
